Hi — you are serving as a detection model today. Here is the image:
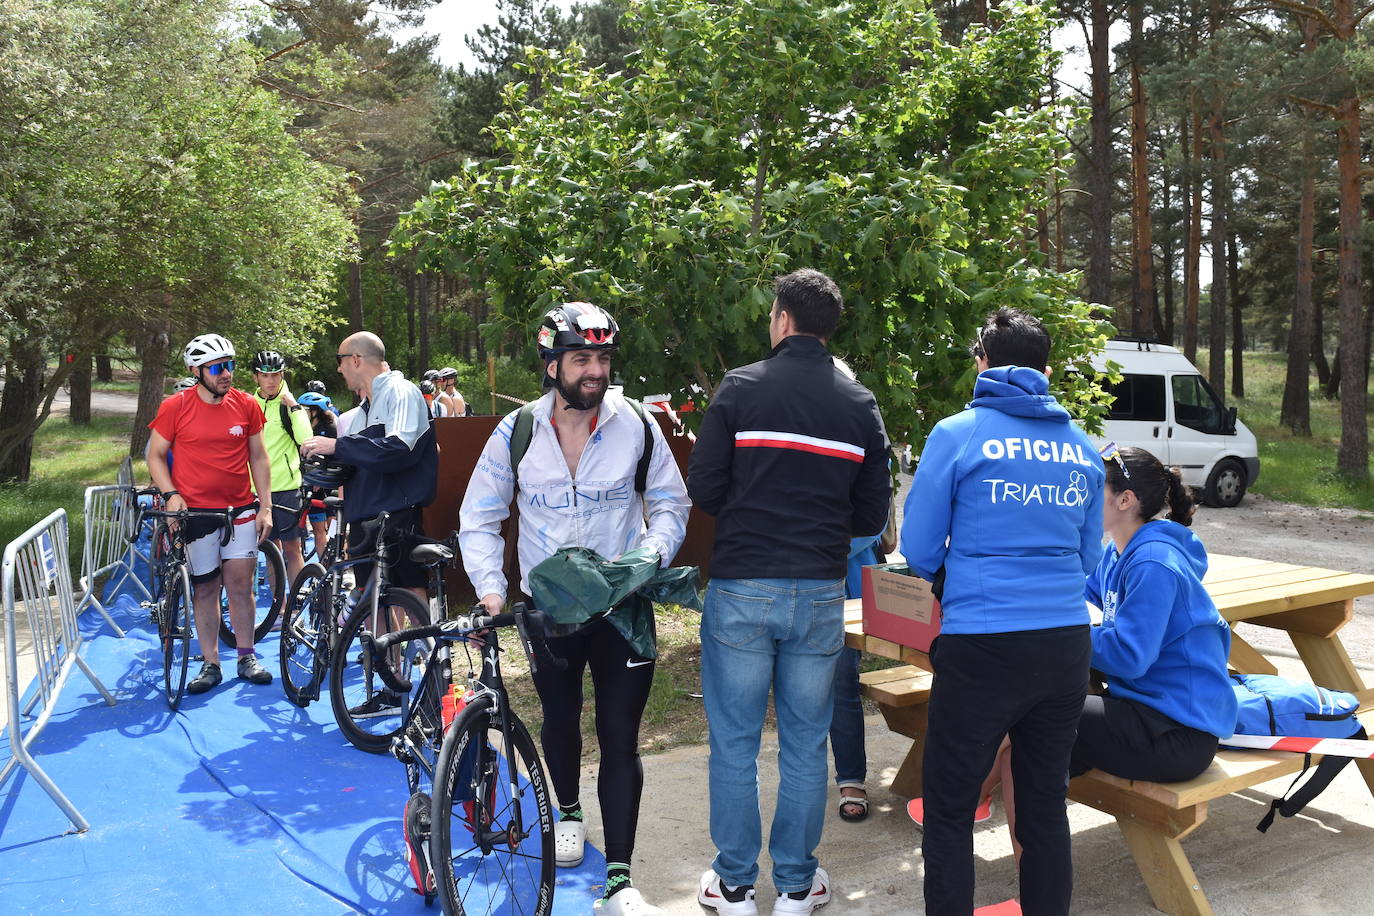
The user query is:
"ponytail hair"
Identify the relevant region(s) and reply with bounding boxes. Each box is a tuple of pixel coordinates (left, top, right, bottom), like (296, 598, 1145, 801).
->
(1103, 446, 1196, 527)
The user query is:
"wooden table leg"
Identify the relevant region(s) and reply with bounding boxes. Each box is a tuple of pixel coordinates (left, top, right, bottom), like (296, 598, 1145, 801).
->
(1228, 629, 1277, 676)
(876, 702, 927, 799)
(1289, 631, 1374, 795)
(1115, 816, 1214, 916)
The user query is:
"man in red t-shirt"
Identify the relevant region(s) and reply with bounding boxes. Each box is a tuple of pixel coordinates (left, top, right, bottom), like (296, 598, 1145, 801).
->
(147, 333, 275, 694)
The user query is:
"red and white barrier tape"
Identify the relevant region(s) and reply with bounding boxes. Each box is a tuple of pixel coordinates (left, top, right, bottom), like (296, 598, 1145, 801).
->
(1223, 733, 1373, 759)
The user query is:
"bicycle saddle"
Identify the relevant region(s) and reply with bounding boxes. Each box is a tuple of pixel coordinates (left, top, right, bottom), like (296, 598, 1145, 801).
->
(410, 543, 454, 566)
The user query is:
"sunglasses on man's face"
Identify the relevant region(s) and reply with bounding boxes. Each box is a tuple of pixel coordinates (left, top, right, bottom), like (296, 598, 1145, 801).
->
(205, 360, 235, 376)
(336, 353, 359, 365)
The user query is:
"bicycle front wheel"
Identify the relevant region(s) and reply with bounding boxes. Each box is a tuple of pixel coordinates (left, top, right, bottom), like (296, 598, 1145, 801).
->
(280, 562, 330, 707)
(329, 588, 431, 753)
(218, 538, 285, 648)
(162, 565, 193, 710)
(431, 701, 554, 916)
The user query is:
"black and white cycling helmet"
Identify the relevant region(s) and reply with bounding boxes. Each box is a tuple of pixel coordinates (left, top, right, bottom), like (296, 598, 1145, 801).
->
(437, 366, 458, 380)
(172, 377, 197, 393)
(252, 350, 285, 373)
(422, 369, 439, 382)
(183, 333, 235, 368)
(420, 379, 436, 395)
(305, 379, 327, 395)
(537, 302, 619, 358)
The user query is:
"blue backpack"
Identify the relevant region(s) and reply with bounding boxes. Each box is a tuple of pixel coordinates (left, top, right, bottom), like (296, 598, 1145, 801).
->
(1228, 673, 1367, 832)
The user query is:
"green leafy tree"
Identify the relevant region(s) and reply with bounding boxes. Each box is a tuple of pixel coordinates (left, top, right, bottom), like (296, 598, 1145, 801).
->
(396, 0, 1110, 450)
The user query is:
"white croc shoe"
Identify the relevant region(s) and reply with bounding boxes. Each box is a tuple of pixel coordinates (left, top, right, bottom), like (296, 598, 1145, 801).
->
(554, 818, 585, 868)
(772, 866, 832, 915)
(593, 887, 664, 915)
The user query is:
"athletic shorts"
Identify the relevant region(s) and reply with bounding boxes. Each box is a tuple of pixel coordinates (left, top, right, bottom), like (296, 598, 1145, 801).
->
(186, 506, 259, 581)
(269, 489, 303, 541)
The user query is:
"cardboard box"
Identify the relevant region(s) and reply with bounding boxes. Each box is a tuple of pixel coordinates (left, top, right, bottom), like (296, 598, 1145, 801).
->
(861, 563, 941, 652)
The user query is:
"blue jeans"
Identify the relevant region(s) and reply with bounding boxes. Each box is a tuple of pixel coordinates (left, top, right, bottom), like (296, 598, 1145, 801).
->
(829, 647, 866, 785)
(701, 577, 845, 894)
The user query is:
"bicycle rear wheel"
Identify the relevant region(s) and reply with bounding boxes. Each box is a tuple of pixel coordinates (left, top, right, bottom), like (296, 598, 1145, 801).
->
(280, 562, 330, 707)
(431, 700, 554, 916)
(162, 565, 193, 710)
(329, 588, 431, 753)
(218, 538, 285, 648)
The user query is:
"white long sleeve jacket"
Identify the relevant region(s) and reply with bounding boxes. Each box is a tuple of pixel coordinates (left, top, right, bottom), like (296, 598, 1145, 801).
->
(459, 389, 691, 602)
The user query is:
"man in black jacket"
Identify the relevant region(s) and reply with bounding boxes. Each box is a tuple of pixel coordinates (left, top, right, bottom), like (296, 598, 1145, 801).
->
(688, 269, 890, 916)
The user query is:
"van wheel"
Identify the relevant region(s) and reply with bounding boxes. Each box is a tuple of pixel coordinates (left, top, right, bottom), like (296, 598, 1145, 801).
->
(1203, 459, 1247, 508)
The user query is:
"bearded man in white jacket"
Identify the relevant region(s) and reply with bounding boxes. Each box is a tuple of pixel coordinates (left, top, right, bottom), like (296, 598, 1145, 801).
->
(459, 302, 690, 916)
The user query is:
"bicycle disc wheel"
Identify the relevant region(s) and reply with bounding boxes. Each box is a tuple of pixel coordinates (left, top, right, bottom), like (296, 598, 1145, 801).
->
(280, 562, 330, 707)
(218, 538, 286, 648)
(162, 565, 193, 710)
(431, 701, 554, 916)
(329, 588, 431, 753)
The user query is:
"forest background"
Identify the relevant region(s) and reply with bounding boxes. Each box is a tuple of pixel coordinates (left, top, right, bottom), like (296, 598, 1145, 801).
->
(2, 0, 1372, 490)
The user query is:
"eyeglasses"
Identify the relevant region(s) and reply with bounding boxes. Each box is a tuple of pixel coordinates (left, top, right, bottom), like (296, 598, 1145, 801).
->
(1098, 441, 1131, 479)
(970, 326, 987, 361)
(335, 353, 360, 365)
(204, 360, 235, 376)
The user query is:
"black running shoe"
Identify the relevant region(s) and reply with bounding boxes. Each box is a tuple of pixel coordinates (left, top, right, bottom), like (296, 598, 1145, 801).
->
(187, 662, 223, 694)
(349, 691, 403, 719)
(237, 654, 273, 685)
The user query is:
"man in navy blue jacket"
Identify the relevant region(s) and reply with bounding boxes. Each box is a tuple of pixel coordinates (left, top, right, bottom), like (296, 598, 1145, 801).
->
(900, 308, 1104, 915)
(689, 269, 890, 916)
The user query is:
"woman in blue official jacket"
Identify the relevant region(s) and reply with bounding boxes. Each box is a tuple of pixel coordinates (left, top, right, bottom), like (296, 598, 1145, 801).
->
(1075, 445, 1238, 781)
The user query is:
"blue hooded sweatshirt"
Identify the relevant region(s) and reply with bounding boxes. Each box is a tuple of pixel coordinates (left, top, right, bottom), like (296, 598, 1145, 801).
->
(1086, 520, 1237, 736)
(901, 366, 1105, 634)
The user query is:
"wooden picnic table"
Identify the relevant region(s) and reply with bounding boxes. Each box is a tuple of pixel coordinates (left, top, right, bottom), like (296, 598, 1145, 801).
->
(846, 553, 1374, 916)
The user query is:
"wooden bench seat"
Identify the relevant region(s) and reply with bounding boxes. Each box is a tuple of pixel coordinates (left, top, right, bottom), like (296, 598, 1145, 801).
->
(1067, 690, 1374, 916)
(859, 666, 932, 797)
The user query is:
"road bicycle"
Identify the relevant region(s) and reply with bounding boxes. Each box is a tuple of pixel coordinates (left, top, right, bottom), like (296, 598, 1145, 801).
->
(278, 493, 351, 706)
(366, 601, 559, 915)
(130, 489, 234, 709)
(327, 509, 457, 752)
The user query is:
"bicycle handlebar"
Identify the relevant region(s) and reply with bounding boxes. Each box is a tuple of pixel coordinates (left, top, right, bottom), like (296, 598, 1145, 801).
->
(127, 487, 240, 548)
(363, 602, 564, 694)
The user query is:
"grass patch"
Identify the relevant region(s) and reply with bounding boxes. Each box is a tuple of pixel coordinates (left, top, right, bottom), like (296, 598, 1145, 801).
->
(0, 415, 136, 570)
(1198, 351, 1374, 510)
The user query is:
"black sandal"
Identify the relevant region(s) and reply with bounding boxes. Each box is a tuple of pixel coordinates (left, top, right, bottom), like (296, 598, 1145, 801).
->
(838, 789, 869, 822)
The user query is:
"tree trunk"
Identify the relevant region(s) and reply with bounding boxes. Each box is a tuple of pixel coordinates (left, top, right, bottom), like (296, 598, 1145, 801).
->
(1207, 107, 1227, 398)
(130, 317, 171, 460)
(1184, 102, 1203, 363)
(1282, 118, 1316, 436)
(1313, 300, 1330, 388)
(418, 272, 432, 375)
(69, 351, 92, 426)
(1229, 233, 1244, 398)
(1160, 153, 1176, 345)
(95, 352, 113, 383)
(1086, 0, 1113, 310)
(348, 260, 363, 332)
(406, 269, 417, 355)
(1129, 0, 1155, 337)
(1335, 94, 1368, 478)
(0, 340, 45, 482)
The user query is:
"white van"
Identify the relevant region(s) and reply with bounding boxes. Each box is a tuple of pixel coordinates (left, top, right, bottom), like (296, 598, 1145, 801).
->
(1087, 339, 1260, 508)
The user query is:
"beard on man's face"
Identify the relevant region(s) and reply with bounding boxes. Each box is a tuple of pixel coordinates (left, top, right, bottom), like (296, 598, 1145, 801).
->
(555, 359, 608, 411)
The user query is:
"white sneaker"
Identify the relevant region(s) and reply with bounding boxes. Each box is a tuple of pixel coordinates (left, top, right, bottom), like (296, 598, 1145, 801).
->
(698, 869, 758, 915)
(593, 887, 664, 915)
(554, 818, 585, 868)
(772, 866, 832, 915)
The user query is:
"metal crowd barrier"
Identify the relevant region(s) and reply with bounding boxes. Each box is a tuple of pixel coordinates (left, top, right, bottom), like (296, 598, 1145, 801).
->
(74, 485, 146, 637)
(116, 455, 154, 588)
(2, 509, 117, 833)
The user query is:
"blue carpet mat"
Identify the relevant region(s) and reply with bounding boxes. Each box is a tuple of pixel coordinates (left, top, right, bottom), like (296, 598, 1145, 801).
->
(0, 581, 603, 914)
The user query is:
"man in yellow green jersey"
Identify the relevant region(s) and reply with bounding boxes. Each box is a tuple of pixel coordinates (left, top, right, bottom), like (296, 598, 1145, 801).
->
(252, 349, 313, 582)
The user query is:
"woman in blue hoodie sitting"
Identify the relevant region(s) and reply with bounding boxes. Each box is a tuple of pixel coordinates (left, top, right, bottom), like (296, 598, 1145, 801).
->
(1076, 445, 1238, 781)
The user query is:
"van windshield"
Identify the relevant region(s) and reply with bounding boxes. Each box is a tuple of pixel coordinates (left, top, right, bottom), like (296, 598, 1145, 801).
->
(1172, 374, 1227, 434)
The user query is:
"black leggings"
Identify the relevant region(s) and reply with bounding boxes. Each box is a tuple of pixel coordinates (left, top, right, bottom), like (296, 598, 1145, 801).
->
(527, 611, 654, 866)
(1069, 693, 1218, 783)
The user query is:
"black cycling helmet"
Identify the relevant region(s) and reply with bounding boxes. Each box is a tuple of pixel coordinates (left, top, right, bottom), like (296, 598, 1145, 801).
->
(305, 379, 327, 394)
(420, 379, 436, 395)
(253, 350, 285, 373)
(300, 456, 353, 491)
(537, 302, 619, 358)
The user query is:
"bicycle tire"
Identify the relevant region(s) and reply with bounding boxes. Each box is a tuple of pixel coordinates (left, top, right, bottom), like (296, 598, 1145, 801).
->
(280, 562, 330, 707)
(329, 588, 431, 754)
(431, 699, 554, 916)
(218, 538, 285, 648)
(162, 565, 193, 710)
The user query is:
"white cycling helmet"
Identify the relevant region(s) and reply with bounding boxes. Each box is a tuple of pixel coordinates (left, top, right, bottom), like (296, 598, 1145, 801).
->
(172, 377, 197, 393)
(183, 333, 235, 368)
